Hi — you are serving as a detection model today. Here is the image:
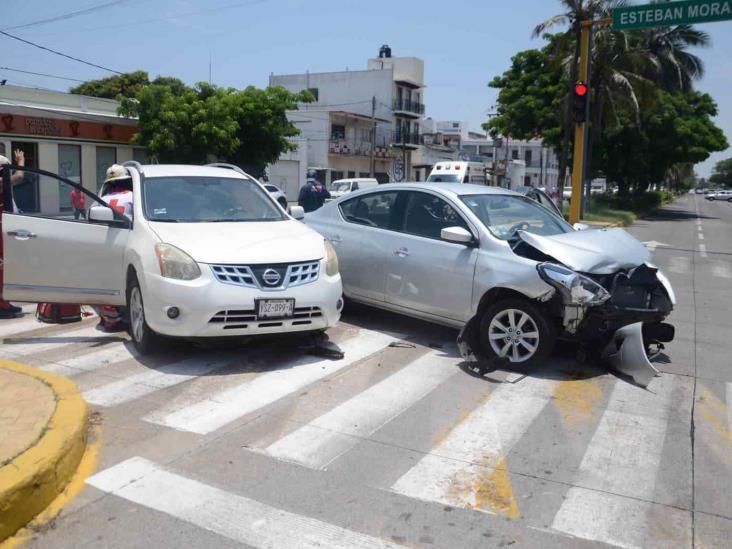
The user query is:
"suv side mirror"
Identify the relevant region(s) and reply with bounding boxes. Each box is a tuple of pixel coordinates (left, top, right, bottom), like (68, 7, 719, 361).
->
(441, 226, 474, 245)
(89, 205, 129, 227)
(290, 205, 305, 220)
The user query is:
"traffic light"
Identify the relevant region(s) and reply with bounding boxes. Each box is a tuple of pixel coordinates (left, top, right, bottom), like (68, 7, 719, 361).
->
(573, 81, 588, 123)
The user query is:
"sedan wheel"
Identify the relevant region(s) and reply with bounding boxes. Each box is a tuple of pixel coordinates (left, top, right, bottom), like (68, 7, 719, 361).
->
(479, 298, 555, 368)
(129, 287, 145, 343)
(487, 309, 540, 363)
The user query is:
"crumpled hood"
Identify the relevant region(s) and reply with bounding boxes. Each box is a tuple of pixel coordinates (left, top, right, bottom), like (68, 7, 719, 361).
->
(149, 220, 325, 264)
(518, 227, 650, 274)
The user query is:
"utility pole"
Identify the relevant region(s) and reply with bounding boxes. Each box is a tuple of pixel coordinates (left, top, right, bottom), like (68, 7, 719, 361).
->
(370, 96, 376, 178)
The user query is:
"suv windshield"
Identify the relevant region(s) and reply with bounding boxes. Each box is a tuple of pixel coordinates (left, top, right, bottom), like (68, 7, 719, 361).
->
(329, 181, 352, 192)
(461, 194, 573, 240)
(143, 176, 286, 222)
(427, 174, 462, 183)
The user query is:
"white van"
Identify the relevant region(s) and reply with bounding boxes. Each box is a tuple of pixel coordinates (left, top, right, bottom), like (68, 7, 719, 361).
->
(426, 162, 487, 184)
(328, 178, 379, 199)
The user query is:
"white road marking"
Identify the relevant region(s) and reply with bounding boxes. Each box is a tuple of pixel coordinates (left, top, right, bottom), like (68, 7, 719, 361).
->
(145, 330, 399, 434)
(643, 241, 671, 253)
(726, 383, 732, 432)
(0, 323, 109, 357)
(697, 233, 704, 240)
(551, 375, 686, 548)
(42, 342, 138, 377)
(0, 315, 45, 338)
(668, 256, 691, 274)
(87, 457, 401, 549)
(390, 376, 556, 512)
(83, 355, 229, 407)
(711, 261, 732, 279)
(265, 351, 458, 469)
(699, 243, 708, 258)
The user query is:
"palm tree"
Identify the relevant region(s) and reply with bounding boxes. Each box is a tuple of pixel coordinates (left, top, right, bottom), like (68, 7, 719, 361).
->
(644, 24, 709, 92)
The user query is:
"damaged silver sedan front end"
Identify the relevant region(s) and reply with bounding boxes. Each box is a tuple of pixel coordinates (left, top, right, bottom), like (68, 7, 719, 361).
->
(460, 227, 676, 387)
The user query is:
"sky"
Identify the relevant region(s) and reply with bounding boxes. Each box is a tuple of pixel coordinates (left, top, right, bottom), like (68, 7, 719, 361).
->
(2, 0, 731, 177)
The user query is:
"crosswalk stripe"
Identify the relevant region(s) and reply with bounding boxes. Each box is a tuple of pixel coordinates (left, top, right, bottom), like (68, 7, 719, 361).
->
(86, 457, 401, 549)
(390, 376, 556, 514)
(727, 383, 732, 432)
(0, 315, 44, 338)
(42, 342, 138, 377)
(0, 323, 107, 357)
(83, 355, 230, 407)
(551, 375, 684, 548)
(711, 261, 732, 279)
(265, 350, 458, 469)
(144, 330, 399, 435)
(668, 256, 691, 274)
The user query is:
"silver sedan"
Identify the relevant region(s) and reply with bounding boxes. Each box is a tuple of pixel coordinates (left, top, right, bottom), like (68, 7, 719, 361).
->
(305, 183, 675, 377)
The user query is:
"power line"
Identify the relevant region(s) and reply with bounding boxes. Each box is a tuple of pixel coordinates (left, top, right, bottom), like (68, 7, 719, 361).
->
(1, 0, 131, 32)
(0, 30, 123, 74)
(0, 66, 85, 83)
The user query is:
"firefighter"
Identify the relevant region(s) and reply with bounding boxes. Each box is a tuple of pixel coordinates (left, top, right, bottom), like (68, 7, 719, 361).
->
(0, 150, 25, 318)
(95, 164, 134, 331)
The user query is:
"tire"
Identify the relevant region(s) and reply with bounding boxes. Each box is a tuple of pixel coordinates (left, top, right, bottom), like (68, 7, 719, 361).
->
(126, 274, 161, 354)
(727, 198, 732, 203)
(478, 298, 555, 368)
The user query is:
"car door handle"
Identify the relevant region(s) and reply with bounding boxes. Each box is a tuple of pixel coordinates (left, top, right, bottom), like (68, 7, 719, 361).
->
(7, 230, 37, 239)
(393, 247, 410, 257)
(329, 235, 343, 244)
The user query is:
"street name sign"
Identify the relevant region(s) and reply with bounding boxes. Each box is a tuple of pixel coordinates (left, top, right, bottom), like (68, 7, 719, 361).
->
(613, 0, 732, 30)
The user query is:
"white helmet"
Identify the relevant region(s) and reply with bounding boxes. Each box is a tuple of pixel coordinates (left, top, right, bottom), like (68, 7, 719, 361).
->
(104, 164, 130, 183)
(0, 155, 10, 166)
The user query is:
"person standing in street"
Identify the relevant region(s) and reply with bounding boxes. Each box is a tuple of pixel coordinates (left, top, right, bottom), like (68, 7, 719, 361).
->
(70, 185, 86, 219)
(0, 150, 25, 318)
(298, 170, 331, 213)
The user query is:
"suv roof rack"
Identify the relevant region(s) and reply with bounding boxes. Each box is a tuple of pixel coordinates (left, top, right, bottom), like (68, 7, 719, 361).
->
(205, 162, 256, 180)
(122, 160, 144, 174)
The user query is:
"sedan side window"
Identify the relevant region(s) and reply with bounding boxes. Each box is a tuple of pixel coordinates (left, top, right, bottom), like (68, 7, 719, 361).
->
(401, 192, 470, 240)
(339, 191, 399, 230)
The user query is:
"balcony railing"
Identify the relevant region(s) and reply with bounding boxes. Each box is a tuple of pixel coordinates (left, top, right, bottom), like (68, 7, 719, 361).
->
(392, 131, 421, 146)
(328, 138, 391, 158)
(392, 98, 425, 115)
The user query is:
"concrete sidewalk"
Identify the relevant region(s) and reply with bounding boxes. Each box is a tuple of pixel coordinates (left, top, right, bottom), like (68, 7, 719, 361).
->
(0, 360, 88, 541)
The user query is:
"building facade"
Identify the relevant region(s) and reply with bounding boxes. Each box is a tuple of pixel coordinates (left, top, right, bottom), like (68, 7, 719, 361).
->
(0, 85, 142, 214)
(268, 46, 425, 199)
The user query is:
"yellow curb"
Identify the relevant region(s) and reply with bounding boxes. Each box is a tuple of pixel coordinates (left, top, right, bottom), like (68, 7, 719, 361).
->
(0, 360, 89, 542)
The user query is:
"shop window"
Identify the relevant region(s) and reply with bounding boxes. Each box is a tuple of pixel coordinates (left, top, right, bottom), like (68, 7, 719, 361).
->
(58, 145, 81, 211)
(347, 171, 356, 178)
(96, 146, 116, 191)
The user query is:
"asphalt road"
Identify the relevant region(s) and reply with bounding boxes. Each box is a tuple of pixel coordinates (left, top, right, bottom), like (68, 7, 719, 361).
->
(2, 193, 730, 549)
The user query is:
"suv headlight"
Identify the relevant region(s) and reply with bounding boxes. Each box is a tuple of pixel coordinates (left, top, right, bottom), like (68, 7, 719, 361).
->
(537, 263, 610, 305)
(324, 240, 339, 276)
(155, 243, 201, 281)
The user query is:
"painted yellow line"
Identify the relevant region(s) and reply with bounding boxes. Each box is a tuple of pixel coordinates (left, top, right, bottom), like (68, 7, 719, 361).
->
(0, 360, 89, 542)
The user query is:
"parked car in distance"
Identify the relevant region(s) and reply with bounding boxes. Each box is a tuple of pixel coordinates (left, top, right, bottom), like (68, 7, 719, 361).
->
(328, 178, 379, 199)
(264, 184, 289, 209)
(2, 162, 343, 353)
(305, 183, 675, 372)
(705, 189, 732, 201)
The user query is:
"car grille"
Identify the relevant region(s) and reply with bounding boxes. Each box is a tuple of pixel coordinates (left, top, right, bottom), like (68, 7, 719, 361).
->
(210, 261, 320, 290)
(209, 306, 323, 330)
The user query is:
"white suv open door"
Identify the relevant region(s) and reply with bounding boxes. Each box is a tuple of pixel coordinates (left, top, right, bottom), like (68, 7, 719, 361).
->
(2, 167, 130, 305)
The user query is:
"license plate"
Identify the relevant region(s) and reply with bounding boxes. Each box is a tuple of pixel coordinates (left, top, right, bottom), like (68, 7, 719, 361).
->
(256, 299, 295, 320)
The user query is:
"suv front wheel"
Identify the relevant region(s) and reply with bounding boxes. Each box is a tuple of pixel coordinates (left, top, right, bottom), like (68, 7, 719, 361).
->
(479, 298, 555, 368)
(127, 274, 160, 354)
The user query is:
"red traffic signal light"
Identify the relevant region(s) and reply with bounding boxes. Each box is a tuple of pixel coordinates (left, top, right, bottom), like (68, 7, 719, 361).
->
(574, 82, 588, 97)
(573, 81, 589, 123)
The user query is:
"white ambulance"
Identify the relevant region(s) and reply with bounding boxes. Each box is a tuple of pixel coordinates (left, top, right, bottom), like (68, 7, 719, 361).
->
(426, 162, 487, 184)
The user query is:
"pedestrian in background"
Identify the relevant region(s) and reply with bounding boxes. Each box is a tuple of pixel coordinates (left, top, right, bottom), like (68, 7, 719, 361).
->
(298, 170, 330, 212)
(70, 185, 86, 219)
(0, 150, 25, 318)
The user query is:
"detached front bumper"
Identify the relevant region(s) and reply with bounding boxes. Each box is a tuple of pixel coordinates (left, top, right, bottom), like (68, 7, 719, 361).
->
(140, 263, 343, 338)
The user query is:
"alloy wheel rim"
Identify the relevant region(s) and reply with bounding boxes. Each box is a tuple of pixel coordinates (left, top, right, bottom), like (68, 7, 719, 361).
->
(130, 287, 145, 343)
(487, 308, 540, 363)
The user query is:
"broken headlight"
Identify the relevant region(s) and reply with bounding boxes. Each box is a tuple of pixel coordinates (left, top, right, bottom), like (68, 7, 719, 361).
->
(537, 263, 610, 306)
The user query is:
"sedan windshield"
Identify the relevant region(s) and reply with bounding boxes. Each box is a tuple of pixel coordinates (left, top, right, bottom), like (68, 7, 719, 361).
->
(460, 194, 573, 240)
(427, 174, 462, 183)
(143, 176, 286, 222)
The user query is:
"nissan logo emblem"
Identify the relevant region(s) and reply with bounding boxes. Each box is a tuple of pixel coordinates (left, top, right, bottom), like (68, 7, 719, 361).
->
(262, 268, 281, 286)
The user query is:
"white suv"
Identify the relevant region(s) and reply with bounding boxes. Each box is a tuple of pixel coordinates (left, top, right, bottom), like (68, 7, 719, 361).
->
(2, 162, 343, 353)
(706, 190, 732, 202)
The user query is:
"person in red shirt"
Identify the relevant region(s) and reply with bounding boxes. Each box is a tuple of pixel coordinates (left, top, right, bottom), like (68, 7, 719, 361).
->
(0, 150, 25, 318)
(69, 186, 86, 219)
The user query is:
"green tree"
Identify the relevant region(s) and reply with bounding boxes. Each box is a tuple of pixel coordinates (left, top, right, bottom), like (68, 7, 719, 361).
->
(118, 80, 312, 175)
(69, 70, 150, 99)
(709, 157, 732, 187)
